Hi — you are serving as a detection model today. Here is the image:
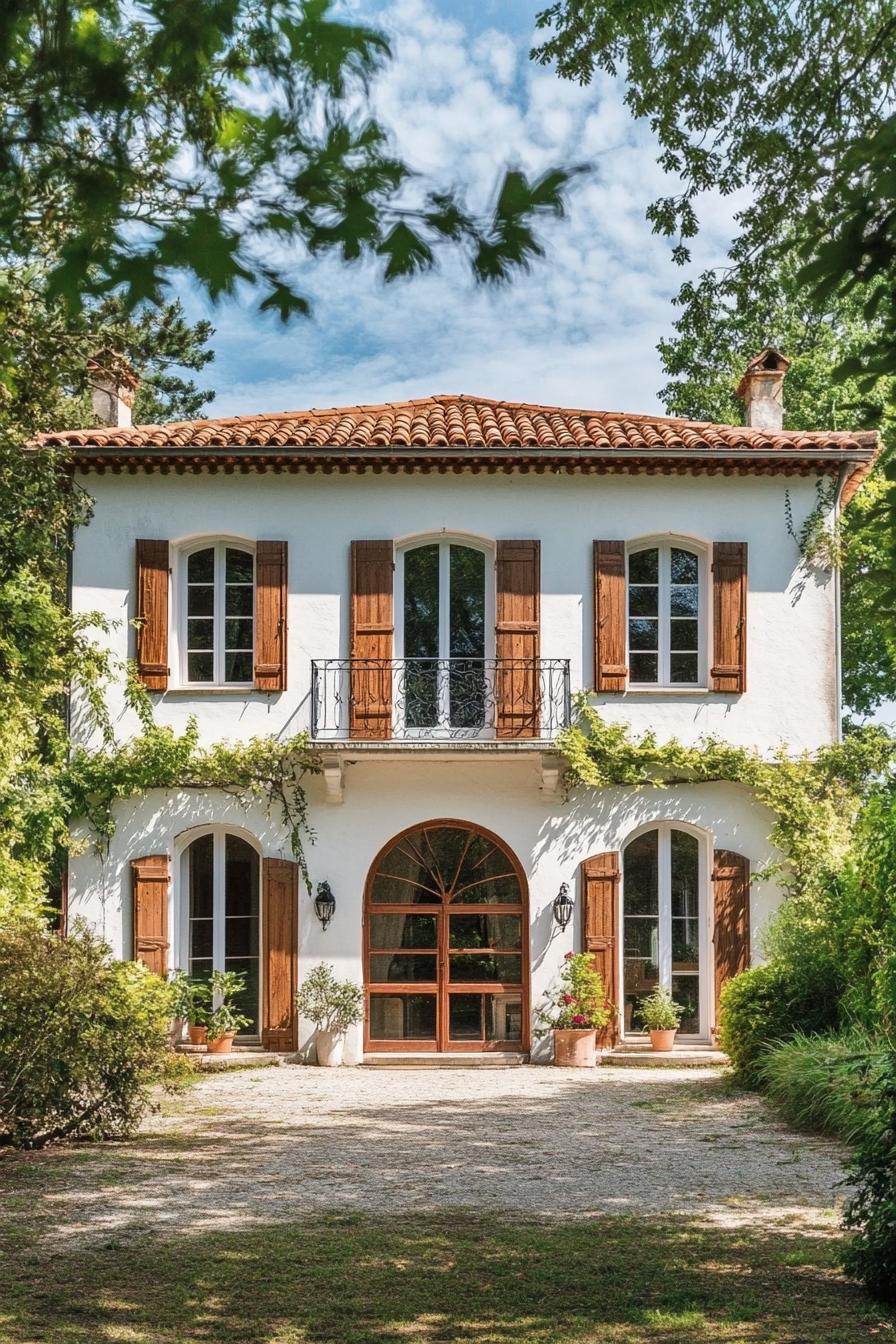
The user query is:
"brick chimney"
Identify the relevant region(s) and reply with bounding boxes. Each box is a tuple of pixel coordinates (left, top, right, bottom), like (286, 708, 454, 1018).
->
(736, 347, 791, 431)
(87, 349, 139, 428)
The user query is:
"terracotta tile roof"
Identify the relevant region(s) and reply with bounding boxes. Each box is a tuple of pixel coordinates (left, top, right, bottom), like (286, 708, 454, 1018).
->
(40, 393, 877, 455)
(40, 394, 879, 503)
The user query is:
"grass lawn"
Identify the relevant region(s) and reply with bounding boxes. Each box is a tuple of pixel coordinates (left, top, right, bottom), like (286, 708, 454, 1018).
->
(1, 1207, 893, 1343)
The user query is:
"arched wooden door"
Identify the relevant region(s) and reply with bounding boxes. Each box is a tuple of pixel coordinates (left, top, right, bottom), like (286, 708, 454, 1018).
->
(364, 820, 529, 1052)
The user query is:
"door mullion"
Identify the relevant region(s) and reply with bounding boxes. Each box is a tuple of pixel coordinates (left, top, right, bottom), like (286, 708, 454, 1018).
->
(438, 901, 449, 1051)
(212, 831, 226, 1002)
(659, 825, 672, 991)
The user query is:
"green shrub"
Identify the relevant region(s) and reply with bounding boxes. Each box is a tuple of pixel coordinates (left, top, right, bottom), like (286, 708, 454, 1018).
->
(718, 962, 835, 1085)
(0, 922, 175, 1149)
(759, 1029, 888, 1143)
(842, 1052, 896, 1303)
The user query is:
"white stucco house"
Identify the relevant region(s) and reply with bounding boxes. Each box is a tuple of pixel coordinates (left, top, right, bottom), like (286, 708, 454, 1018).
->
(47, 350, 877, 1061)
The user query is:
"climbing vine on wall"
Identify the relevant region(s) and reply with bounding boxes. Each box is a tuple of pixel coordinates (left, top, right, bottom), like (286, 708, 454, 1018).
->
(557, 698, 895, 892)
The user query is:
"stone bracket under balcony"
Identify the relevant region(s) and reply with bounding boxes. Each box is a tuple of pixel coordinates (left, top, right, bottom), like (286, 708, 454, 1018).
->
(314, 742, 567, 805)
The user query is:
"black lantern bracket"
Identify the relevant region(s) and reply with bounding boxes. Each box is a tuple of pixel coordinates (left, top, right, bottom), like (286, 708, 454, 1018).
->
(552, 881, 573, 931)
(314, 880, 336, 931)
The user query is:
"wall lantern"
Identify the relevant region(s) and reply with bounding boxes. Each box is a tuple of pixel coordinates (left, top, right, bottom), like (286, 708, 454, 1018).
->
(552, 882, 573, 931)
(314, 880, 336, 931)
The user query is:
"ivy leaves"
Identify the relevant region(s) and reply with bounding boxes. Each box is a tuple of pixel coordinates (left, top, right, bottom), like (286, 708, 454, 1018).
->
(1, 1, 577, 326)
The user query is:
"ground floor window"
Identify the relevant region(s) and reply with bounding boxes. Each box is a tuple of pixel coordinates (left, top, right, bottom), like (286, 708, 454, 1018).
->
(184, 830, 260, 1033)
(622, 824, 703, 1036)
(365, 820, 528, 1051)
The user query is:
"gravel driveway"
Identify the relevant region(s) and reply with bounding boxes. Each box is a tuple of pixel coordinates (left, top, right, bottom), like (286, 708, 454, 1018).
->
(12, 1064, 847, 1247)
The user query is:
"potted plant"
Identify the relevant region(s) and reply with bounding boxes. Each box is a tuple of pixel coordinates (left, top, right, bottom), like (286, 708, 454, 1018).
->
(187, 978, 212, 1046)
(205, 970, 251, 1054)
(537, 951, 612, 1067)
(167, 968, 193, 1045)
(295, 963, 364, 1066)
(637, 987, 686, 1051)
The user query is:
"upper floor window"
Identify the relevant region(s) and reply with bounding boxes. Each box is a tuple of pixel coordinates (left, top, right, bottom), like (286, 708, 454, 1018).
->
(397, 539, 491, 731)
(627, 543, 703, 687)
(182, 542, 255, 685)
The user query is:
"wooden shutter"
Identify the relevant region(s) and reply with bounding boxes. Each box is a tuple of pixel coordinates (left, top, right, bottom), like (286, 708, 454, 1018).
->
(594, 541, 627, 692)
(255, 541, 288, 691)
(135, 539, 169, 690)
(262, 858, 298, 1051)
(350, 541, 394, 739)
(711, 542, 748, 692)
(131, 855, 170, 977)
(713, 849, 751, 1035)
(581, 851, 620, 1044)
(495, 540, 540, 737)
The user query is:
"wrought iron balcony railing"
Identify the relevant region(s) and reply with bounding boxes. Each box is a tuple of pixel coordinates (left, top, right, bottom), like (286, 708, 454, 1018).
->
(311, 658, 571, 741)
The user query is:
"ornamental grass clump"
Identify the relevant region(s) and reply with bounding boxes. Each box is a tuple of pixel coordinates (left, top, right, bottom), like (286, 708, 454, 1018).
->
(536, 952, 611, 1033)
(636, 987, 685, 1032)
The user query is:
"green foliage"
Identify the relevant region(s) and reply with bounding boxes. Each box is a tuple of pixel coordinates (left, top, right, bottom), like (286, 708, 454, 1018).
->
(295, 963, 364, 1033)
(167, 969, 194, 1022)
(558, 700, 896, 895)
(0, 921, 175, 1149)
(759, 1029, 889, 1145)
(718, 964, 835, 1086)
(842, 1051, 896, 1303)
(636, 987, 684, 1032)
(61, 715, 320, 888)
(206, 970, 251, 1042)
(536, 951, 610, 1033)
(0, 0, 575, 341)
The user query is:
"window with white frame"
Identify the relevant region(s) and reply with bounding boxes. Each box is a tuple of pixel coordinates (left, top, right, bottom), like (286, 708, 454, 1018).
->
(183, 829, 260, 1033)
(181, 542, 254, 685)
(627, 543, 703, 686)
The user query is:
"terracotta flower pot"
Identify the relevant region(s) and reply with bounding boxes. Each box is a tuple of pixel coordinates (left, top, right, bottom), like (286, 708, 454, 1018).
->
(188, 1025, 208, 1046)
(316, 1029, 345, 1067)
(207, 1031, 236, 1055)
(553, 1028, 597, 1067)
(649, 1028, 677, 1052)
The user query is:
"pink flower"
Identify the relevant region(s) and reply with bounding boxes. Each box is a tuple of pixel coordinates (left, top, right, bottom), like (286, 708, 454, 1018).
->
(564, 951, 575, 961)
(561, 993, 574, 1005)
(571, 1014, 587, 1026)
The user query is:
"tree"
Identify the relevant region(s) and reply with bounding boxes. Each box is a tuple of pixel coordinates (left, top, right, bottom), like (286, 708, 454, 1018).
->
(533, 1, 896, 385)
(0, 0, 577, 351)
(657, 245, 896, 717)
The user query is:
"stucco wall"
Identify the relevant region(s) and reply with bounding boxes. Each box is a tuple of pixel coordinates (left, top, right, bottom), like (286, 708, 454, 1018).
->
(70, 469, 839, 752)
(68, 764, 782, 1060)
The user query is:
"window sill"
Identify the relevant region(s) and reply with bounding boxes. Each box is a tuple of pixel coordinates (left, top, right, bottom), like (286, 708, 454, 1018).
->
(621, 688, 711, 697)
(162, 687, 269, 697)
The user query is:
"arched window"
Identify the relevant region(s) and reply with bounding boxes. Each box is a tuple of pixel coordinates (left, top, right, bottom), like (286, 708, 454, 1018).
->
(627, 542, 704, 687)
(365, 820, 527, 1052)
(180, 541, 254, 686)
(397, 539, 492, 732)
(623, 824, 705, 1037)
(182, 829, 260, 1034)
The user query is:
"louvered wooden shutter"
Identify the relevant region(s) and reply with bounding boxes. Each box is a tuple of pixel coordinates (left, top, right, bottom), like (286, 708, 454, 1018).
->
(594, 541, 627, 692)
(713, 848, 750, 1035)
(495, 540, 540, 737)
(711, 542, 748, 692)
(135, 539, 169, 690)
(255, 541, 288, 691)
(131, 854, 170, 977)
(582, 852, 620, 1045)
(262, 858, 298, 1051)
(350, 541, 394, 739)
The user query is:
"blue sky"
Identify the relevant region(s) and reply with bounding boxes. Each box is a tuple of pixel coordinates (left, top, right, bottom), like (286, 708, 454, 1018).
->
(184, 0, 739, 419)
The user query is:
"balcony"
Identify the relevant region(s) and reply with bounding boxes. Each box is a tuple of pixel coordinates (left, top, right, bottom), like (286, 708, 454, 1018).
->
(311, 658, 571, 742)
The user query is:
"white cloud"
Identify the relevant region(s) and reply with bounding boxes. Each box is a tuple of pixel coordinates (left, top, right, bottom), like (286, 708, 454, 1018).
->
(194, 0, 739, 419)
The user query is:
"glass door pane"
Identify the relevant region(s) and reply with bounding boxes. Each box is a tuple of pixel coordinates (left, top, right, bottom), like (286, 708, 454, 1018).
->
(224, 835, 260, 1032)
(622, 830, 660, 1033)
(403, 544, 440, 728)
(449, 545, 486, 728)
(670, 829, 700, 1033)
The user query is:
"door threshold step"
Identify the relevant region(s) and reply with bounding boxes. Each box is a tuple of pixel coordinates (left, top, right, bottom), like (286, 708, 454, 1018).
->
(362, 1053, 530, 1068)
(604, 1046, 728, 1069)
